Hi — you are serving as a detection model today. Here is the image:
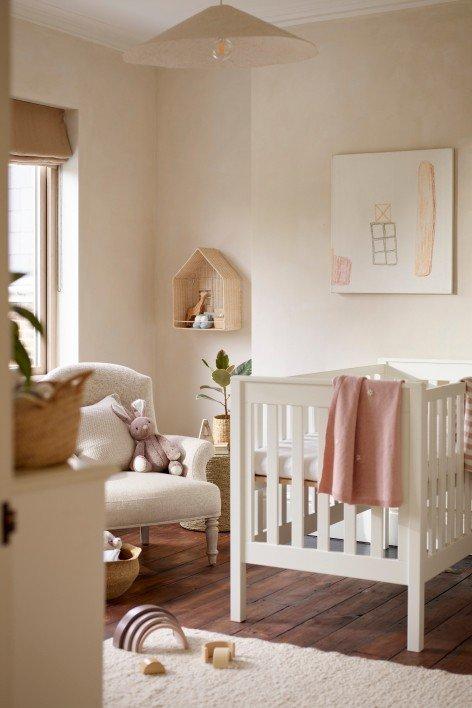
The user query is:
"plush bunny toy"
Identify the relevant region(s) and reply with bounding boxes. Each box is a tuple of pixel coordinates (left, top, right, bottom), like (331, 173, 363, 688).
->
(112, 399, 184, 475)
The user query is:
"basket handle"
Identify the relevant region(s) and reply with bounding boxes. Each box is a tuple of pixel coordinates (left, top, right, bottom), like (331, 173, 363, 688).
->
(49, 369, 93, 399)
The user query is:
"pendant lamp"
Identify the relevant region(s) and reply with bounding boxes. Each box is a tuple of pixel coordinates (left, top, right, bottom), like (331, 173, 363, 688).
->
(123, 1, 318, 69)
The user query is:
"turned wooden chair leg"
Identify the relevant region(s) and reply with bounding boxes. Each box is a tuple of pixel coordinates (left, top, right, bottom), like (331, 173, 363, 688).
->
(205, 517, 219, 566)
(140, 525, 150, 545)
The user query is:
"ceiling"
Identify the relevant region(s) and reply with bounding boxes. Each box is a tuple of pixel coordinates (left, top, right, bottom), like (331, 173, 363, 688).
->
(11, 0, 456, 50)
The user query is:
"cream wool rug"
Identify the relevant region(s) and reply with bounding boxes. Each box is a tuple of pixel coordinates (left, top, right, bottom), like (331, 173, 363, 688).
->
(104, 627, 471, 707)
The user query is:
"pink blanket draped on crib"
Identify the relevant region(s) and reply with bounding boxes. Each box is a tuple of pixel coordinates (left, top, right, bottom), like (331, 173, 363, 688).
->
(318, 375, 403, 508)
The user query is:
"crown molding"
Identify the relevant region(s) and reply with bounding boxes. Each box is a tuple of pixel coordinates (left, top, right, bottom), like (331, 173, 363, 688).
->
(11, 0, 459, 51)
(11, 0, 142, 50)
(266, 0, 457, 26)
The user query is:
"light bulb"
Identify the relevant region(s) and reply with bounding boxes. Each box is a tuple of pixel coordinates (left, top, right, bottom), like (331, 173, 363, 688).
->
(211, 37, 233, 62)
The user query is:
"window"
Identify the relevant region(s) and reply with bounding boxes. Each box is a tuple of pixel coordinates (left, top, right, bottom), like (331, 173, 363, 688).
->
(8, 163, 58, 373)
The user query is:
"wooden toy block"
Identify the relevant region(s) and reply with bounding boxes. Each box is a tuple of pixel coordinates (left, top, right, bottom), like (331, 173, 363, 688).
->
(212, 647, 231, 669)
(202, 640, 235, 663)
(141, 657, 166, 675)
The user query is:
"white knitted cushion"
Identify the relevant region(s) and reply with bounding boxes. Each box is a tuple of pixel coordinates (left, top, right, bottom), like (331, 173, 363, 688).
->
(77, 395, 134, 470)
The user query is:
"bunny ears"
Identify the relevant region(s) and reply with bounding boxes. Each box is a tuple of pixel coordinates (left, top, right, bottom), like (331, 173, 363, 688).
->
(112, 398, 148, 424)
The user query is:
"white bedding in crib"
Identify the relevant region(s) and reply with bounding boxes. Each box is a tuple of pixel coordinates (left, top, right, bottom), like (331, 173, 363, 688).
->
(253, 436, 320, 482)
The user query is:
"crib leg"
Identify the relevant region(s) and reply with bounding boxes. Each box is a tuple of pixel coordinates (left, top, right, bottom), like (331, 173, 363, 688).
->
(231, 377, 246, 622)
(230, 554, 246, 622)
(407, 580, 425, 652)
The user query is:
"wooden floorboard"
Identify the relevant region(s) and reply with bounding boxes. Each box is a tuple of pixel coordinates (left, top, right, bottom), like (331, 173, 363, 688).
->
(106, 524, 472, 673)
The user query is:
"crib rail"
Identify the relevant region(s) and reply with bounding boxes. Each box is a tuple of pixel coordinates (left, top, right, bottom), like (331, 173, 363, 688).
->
(231, 375, 412, 587)
(231, 370, 472, 651)
(425, 382, 470, 558)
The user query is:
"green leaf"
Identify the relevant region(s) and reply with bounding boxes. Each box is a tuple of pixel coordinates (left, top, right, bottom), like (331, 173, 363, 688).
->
(201, 358, 211, 369)
(200, 385, 224, 394)
(215, 349, 229, 370)
(196, 393, 225, 407)
(14, 335, 32, 386)
(226, 365, 235, 375)
(212, 369, 231, 388)
(12, 305, 44, 335)
(9, 271, 25, 285)
(233, 359, 252, 376)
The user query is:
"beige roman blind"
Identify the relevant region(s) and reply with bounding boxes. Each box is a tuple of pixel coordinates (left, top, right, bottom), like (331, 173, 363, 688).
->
(10, 99, 72, 165)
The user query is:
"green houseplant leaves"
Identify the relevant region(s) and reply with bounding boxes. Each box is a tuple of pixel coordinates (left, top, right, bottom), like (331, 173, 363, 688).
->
(9, 272, 44, 389)
(196, 349, 251, 417)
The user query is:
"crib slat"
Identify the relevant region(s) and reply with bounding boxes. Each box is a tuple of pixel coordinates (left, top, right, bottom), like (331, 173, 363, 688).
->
(437, 398, 447, 549)
(254, 404, 263, 449)
(278, 405, 288, 441)
(266, 405, 279, 545)
(344, 504, 356, 555)
(316, 408, 330, 552)
(383, 508, 390, 550)
(446, 396, 455, 544)
(428, 399, 438, 554)
(256, 488, 265, 538)
(371, 507, 383, 558)
(456, 394, 465, 537)
(281, 483, 288, 524)
(397, 388, 410, 562)
(245, 403, 255, 541)
(291, 405, 304, 548)
(308, 407, 316, 435)
(465, 462, 471, 535)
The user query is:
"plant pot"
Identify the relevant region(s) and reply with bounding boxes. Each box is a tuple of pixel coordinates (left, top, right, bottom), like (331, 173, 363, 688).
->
(14, 370, 92, 470)
(105, 543, 141, 600)
(213, 414, 230, 445)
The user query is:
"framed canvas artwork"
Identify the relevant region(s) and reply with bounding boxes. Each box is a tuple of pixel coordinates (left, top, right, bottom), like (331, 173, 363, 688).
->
(331, 148, 453, 293)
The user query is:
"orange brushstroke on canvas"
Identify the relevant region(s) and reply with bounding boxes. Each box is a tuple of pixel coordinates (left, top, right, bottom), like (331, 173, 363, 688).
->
(415, 161, 436, 277)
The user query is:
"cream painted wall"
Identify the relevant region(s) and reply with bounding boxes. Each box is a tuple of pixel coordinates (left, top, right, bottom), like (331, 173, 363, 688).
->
(11, 20, 158, 378)
(155, 68, 251, 435)
(252, 1, 472, 376)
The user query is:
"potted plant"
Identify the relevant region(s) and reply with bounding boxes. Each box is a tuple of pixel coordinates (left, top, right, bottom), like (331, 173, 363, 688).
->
(11, 272, 91, 469)
(197, 349, 251, 445)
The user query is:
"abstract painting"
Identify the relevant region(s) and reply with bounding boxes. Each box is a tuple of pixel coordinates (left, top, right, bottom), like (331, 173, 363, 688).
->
(331, 149, 453, 293)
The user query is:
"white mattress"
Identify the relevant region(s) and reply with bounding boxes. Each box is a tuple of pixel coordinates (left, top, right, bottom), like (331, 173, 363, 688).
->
(253, 436, 319, 483)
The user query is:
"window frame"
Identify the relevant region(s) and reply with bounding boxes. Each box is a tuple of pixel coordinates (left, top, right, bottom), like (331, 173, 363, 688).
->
(9, 163, 59, 375)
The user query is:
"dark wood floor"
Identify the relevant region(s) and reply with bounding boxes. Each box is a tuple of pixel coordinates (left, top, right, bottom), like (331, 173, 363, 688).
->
(106, 524, 472, 674)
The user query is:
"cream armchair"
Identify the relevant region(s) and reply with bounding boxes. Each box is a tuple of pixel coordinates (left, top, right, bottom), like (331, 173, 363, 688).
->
(46, 363, 220, 564)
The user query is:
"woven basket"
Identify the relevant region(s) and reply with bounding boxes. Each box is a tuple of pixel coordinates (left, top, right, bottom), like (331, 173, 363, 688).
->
(106, 543, 141, 600)
(14, 370, 92, 470)
(181, 454, 230, 532)
(213, 414, 230, 445)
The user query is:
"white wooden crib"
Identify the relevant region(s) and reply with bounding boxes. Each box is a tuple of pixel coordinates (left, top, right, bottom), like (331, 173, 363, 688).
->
(230, 359, 472, 652)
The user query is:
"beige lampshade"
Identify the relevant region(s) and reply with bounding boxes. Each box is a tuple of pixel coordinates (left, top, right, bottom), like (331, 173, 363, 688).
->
(123, 4, 318, 69)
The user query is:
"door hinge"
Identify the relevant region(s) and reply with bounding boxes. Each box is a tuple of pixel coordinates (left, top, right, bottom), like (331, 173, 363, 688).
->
(2, 501, 16, 545)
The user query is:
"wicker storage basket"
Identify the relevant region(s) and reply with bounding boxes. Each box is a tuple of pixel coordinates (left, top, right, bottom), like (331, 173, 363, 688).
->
(106, 543, 141, 600)
(181, 454, 230, 532)
(212, 414, 230, 445)
(14, 370, 92, 470)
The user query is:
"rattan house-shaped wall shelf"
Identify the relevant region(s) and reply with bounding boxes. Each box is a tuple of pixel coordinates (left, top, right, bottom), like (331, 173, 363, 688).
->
(173, 248, 242, 331)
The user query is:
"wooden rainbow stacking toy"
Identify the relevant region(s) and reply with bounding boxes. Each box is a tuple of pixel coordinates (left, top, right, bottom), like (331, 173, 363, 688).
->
(113, 604, 189, 653)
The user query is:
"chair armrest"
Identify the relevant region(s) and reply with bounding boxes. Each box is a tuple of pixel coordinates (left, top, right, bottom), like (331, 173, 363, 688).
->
(165, 436, 214, 481)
